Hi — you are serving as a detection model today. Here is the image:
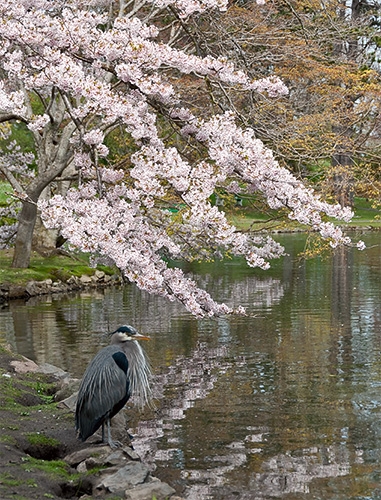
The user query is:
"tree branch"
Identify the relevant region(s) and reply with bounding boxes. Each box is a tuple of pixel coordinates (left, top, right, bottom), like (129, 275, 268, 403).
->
(0, 113, 28, 124)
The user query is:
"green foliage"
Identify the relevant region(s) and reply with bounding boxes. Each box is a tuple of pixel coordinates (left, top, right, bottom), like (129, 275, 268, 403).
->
(0, 363, 56, 414)
(34, 381, 55, 404)
(348, 197, 381, 226)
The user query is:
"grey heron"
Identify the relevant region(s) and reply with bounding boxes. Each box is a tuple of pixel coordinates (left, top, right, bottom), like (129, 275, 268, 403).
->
(75, 325, 152, 448)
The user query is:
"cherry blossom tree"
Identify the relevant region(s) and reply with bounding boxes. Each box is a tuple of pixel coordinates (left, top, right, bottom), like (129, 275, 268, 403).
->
(0, 0, 364, 316)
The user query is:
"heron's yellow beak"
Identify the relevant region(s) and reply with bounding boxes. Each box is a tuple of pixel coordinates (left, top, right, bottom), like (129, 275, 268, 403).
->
(134, 333, 151, 341)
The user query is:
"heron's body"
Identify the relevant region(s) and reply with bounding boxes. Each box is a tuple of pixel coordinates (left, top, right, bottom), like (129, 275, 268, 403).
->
(75, 326, 151, 447)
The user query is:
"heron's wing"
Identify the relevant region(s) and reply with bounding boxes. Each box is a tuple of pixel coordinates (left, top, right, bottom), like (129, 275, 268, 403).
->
(75, 346, 130, 441)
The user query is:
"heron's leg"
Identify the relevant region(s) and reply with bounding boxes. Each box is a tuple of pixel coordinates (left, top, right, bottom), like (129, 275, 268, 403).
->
(106, 418, 122, 449)
(101, 422, 105, 443)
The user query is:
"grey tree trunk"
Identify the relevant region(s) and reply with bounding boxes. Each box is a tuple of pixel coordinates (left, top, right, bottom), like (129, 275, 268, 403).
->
(11, 198, 39, 268)
(11, 168, 74, 267)
(9, 109, 76, 268)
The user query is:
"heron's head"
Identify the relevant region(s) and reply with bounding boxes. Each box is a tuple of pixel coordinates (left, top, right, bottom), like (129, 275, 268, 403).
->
(110, 325, 150, 343)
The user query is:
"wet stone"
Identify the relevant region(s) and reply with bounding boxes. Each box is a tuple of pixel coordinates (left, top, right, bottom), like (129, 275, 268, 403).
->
(124, 477, 177, 500)
(64, 446, 112, 466)
(96, 462, 150, 495)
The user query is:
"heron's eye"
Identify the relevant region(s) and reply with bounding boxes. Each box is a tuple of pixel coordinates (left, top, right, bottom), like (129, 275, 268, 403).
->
(117, 325, 137, 335)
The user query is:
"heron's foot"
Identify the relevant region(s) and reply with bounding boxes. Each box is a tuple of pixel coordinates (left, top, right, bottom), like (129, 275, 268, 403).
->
(107, 439, 123, 449)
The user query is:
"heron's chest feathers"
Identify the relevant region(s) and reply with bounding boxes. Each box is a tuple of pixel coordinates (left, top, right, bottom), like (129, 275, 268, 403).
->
(112, 351, 128, 374)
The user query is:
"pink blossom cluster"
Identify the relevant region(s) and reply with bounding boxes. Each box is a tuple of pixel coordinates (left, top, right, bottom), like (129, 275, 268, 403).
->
(250, 76, 289, 97)
(0, 0, 289, 157)
(0, 82, 26, 117)
(27, 114, 50, 133)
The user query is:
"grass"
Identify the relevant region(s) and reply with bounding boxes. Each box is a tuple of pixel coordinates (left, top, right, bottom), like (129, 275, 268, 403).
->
(0, 181, 12, 205)
(20, 457, 71, 479)
(0, 434, 17, 445)
(26, 433, 61, 448)
(0, 360, 58, 415)
(0, 473, 24, 487)
(347, 197, 381, 226)
(0, 250, 115, 286)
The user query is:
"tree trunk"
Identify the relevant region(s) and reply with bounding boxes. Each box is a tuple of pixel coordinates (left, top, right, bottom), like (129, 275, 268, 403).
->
(32, 216, 59, 255)
(31, 186, 60, 256)
(12, 162, 76, 267)
(11, 199, 38, 268)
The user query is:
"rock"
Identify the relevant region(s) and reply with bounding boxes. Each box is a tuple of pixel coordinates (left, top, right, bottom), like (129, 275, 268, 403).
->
(125, 477, 177, 500)
(8, 285, 28, 299)
(83, 447, 137, 471)
(10, 356, 69, 377)
(10, 358, 39, 373)
(104, 449, 130, 466)
(67, 276, 79, 285)
(64, 446, 112, 466)
(77, 461, 88, 473)
(37, 362, 69, 378)
(123, 447, 140, 461)
(79, 275, 92, 284)
(96, 462, 150, 495)
(1, 269, 121, 304)
(25, 281, 48, 296)
(107, 446, 140, 462)
(54, 377, 81, 402)
(58, 392, 77, 411)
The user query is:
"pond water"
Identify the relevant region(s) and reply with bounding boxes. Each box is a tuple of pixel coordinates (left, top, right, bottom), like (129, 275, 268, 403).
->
(1, 232, 381, 499)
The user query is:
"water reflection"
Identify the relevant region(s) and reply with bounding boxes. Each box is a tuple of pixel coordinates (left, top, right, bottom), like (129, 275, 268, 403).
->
(1, 233, 381, 499)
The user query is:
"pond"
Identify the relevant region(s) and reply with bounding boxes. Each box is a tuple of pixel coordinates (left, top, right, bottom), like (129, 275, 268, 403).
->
(1, 232, 381, 499)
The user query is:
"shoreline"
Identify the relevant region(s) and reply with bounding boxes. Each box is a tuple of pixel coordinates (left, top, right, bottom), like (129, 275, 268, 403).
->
(0, 271, 122, 305)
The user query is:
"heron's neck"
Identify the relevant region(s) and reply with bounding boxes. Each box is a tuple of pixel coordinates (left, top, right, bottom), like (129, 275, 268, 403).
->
(125, 341, 152, 407)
